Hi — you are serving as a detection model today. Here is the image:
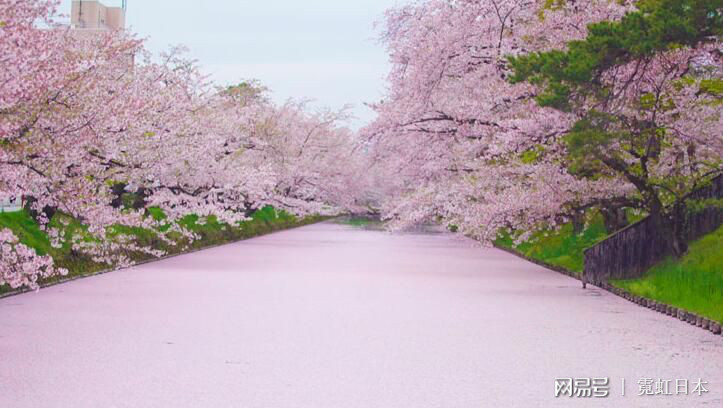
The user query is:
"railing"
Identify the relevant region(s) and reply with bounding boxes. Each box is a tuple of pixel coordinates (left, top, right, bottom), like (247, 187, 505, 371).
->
(584, 175, 722, 285)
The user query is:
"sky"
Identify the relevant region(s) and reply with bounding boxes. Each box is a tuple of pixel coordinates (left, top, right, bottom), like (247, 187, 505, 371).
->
(59, 0, 402, 129)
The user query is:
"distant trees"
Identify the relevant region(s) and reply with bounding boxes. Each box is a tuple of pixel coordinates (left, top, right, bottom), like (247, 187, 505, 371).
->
(0, 0, 364, 289)
(366, 0, 721, 251)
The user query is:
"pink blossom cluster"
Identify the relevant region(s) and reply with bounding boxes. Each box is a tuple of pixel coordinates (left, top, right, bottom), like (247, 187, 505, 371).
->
(365, 0, 721, 241)
(0, 1, 367, 288)
(0, 228, 67, 290)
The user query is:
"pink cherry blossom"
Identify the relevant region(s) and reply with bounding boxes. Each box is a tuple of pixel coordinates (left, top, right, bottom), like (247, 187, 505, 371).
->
(1, 0, 364, 288)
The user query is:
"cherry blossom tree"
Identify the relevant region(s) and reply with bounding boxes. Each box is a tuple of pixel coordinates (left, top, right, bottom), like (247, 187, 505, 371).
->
(510, 0, 723, 254)
(368, 0, 721, 256)
(365, 0, 635, 240)
(0, 0, 362, 288)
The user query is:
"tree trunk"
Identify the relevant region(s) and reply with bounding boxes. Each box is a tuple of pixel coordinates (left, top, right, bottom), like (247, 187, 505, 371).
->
(22, 196, 57, 223)
(601, 206, 628, 234)
(131, 187, 149, 210)
(668, 203, 689, 257)
(110, 183, 127, 209)
(571, 211, 585, 235)
(650, 209, 688, 258)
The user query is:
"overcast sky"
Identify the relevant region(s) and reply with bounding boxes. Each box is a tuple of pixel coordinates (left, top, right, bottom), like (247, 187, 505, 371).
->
(60, 0, 401, 129)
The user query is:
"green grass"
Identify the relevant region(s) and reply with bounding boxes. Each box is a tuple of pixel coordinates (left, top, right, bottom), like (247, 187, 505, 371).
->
(495, 213, 610, 274)
(0, 206, 327, 295)
(0, 210, 108, 289)
(612, 226, 723, 324)
(0, 209, 53, 255)
(495, 209, 722, 324)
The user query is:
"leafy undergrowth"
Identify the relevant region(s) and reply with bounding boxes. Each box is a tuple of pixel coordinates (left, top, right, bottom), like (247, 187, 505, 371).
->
(612, 226, 723, 324)
(0, 206, 327, 295)
(494, 213, 610, 275)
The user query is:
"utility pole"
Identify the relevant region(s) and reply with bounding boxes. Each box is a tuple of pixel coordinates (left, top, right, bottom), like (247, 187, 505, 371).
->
(122, 0, 127, 12)
(78, 0, 84, 28)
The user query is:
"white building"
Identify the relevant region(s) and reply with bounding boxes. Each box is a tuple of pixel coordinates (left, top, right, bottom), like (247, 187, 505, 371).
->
(68, 1, 134, 67)
(71, 1, 126, 31)
(0, 197, 22, 213)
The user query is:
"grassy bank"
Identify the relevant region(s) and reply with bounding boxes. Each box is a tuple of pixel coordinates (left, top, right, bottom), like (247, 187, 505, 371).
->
(612, 226, 723, 324)
(494, 213, 610, 275)
(0, 206, 328, 295)
(494, 210, 722, 324)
